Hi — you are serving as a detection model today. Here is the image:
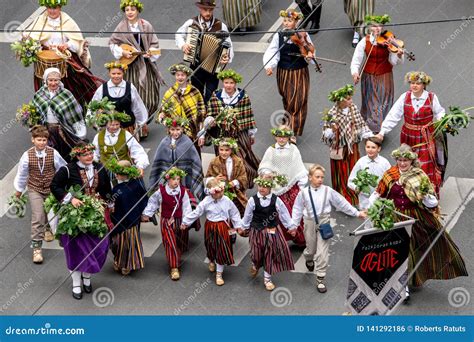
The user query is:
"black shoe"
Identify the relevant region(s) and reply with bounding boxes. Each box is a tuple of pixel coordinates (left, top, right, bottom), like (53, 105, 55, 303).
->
(82, 276, 92, 293)
(72, 286, 83, 300)
(305, 260, 315, 272)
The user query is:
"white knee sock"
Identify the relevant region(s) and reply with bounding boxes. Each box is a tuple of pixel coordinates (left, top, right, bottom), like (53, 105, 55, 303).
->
(264, 271, 271, 281)
(82, 272, 91, 286)
(216, 263, 224, 273)
(71, 271, 82, 293)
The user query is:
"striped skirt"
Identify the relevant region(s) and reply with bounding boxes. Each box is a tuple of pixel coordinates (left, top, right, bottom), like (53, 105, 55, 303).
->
(276, 67, 310, 136)
(249, 226, 295, 275)
(222, 0, 262, 29)
(360, 72, 394, 133)
(398, 207, 468, 287)
(110, 225, 145, 272)
(161, 217, 188, 268)
(330, 143, 360, 205)
(344, 0, 374, 35)
(204, 221, 234, 266)
(279, 184, 306, 247)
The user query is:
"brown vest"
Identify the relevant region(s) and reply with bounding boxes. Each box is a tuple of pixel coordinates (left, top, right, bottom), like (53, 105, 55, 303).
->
(191, 16, 222, 32)
(364, 36, 393, 75)
(27, 146, 56, 195)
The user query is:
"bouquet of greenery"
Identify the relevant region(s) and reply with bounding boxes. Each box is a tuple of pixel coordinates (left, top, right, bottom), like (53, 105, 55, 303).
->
(86, 97, 117, 126)
(11, 37, 41, 67)
(433, 106, 473, 138)
(16, 102, 41, 128)
(368, 198, 396, 231)
(223, 182, 237, 201)
(353, 167, 379, 195)
(7, 193, 28, 218)
(215, 106, 237, 126)
(320, 108, 333, 125)
(44, 185, 108, 238)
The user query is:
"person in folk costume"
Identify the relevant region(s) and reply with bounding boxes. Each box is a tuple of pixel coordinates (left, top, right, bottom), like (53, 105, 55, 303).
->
(89, 62, 148, 141)
(158, 64, 206, 155)
(28, 0, 104, 108)
(222, 0, 262, 32)
(321, 84, 374, 205)
(241, 174, 297, 291)
(351, 14, 404, 133)
(295, 0, 322, 33)
(142, 167, 194, 281)
(109, 160, 148, 276)
(263, 10, 314, 137)
(90, 111, 149, 183)
(32, 68, 86, 163)
(175, 0, 234, 103)
(205, 69, 260, 188)
(375, 72, 447, 195)
(109, 0, 164, 138)
(344, 0, 375, 47)
(149, 116, 205, 201)
(50, 143, 112, 300)
(14, 126, 67, 264)
(369, 144, 468, 301)
(293, 164, 366, 293)
(205, 138, 248, 215)
(182, 178, 243, 286)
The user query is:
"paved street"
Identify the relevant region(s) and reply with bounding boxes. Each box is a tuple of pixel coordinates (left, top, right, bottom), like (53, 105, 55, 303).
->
(0, 0, 472, 315)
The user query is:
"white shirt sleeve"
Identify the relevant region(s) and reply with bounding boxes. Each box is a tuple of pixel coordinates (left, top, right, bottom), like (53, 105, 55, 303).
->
(263, 33, 280, 70)
(228, 200, 242, 228)
(431, 94, 446, 121)
(348, 160, 362, 192)
(54, 150, 67, 170)
(350, 38, 366, 75)
(328, 187, 359, 217)
(276, 197, 296, 230)
(92, 134, 100, 163)
(297, 176, 308, 189)
(291, 190, 305, 225)
(66, 39, 79, 53)
(248, 128, 257, 137)
(182, 196, 208, 226)
(73, 121, 87, 139)
(368, 191, 381, 207)
(125, 131, 150, 169)
(388, 51, 404, 66)
(380, 93, 406, 136)
(13, 152, 29, 193)
(220, 23, 234, 63)
(241, 197, 255, 229)
(175, 19, 193, 49)
(181, 190, 192, 215)
(130, 84, 148, 125)
(422, 194, 438, 208)
(143, 190, 162, 217)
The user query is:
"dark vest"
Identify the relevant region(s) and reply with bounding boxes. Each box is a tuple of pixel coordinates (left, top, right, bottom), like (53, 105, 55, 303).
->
(159, 185, 185, 219)
(102, 81, 135, 127)
(277, 33, 308, 70)
(250, 194, 278, 230)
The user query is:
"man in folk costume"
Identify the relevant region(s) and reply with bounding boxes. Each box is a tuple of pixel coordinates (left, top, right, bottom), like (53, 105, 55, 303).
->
(158, 64, 206, 154)
(109, 0, 163, 138)
(351, 14, 404, 133)
(205, 69, 260, 187)
(175, 0, 234, 103)
(28, 0, 104, 107)
(89, 62, 148, 140)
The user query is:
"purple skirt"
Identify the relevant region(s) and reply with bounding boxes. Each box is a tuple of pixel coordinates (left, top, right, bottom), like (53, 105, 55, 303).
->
(60, 233, 109, 273)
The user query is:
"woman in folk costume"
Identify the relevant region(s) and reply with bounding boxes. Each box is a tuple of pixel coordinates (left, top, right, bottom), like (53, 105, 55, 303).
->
(50, 143, 112, 300)
(206, 138, 248, 215)
(32, 68, 86, 162)
(158, 64, 206, 154)
(28, 0, 103, 107)
(149, 117, 205, 201)
(109, 0, 163, 138)
(369, 144, 467, 300)
(89, 62, 148, 140)
(258, 125, 307, 247)
(376, 72, 447, 194)
(206, 69, 260, 188)
(263, 10, 313, 137)
(222, 0, 262, 32)
(109, 160, 148, 276)
(351, 14, 404, 133)
(344, 0, 375, 47)
(321, 84, 374, 205)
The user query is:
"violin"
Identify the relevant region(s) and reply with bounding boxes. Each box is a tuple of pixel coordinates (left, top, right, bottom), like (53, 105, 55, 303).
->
(376, 31, 415, 61)
(290, 31, 322, 73)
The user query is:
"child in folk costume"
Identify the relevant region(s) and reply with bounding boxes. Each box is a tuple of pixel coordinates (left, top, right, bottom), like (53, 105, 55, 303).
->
(321, 85, 374, 205)
(258, 125, 307, 246)
(241, 174, 297, 291)
(109, 160, 148, 275)
(205, 69, 260, 187)
(182, 178, 242, 286)
(89, 62, 148, 139)
(376, 72, 447, 194)
(348, 137, 391, 210)
(351, 14, 404, 133)
(13, 126, 67, 264)
(205, 138, 248, 215)
(142, 167, 193, 280)
(292, 164, 366, 293)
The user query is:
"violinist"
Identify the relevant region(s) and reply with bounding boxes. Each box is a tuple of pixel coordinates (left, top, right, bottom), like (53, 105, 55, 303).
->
(350, 14, 404, 133)
(263, 9, 313, 137)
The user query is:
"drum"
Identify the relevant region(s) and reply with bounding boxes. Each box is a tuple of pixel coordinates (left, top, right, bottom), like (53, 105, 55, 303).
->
(34, 49, 70, 79)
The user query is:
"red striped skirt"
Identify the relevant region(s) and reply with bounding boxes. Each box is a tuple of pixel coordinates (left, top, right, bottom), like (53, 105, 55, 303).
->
(279, 184, 305, 246)
(249, 226, 294, 275)
(330, 143, 359, 205)
(204, 221, 234, 266)
(161, 217, 188, 268)
(110, 225, 145, 272)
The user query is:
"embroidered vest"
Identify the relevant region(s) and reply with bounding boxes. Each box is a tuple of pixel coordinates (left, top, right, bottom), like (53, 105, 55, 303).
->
(27, 146, 56, 195)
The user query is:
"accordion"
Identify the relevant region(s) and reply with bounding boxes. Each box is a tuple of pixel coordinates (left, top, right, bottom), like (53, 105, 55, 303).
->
(183, 27, 231, 74)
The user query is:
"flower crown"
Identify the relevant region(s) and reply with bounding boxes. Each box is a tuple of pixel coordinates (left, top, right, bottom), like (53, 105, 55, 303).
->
(405, 71, 432, 85)
(168, 63, 192, 76)
(105, 62, 128, 71)
(391, 148, 418, 160)
(163, 116, 190, 128)
(39, 0, 67, 8)
(254, 174, 288, 188)
(207, 180, 225, 195)
(120, 0, 144, 12)
(271, 127, 294, 137)
(163, 167, 187, 180)
(213, 137, 239, 151)
(328, 84, 355, 102)
(279, 10, 303, 21)
(106, 158, 141, 179)
(365, 14, 391, 25)
(70, 143, 95, 158)
(217, 69, 243, 83)
(88, 111, 131, 127)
